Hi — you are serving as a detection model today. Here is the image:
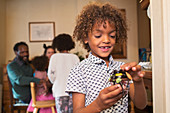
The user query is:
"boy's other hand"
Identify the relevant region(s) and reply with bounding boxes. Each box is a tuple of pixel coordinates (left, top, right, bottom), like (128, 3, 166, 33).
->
(120, 62, 145, 82)
(94, 84, 124, 111)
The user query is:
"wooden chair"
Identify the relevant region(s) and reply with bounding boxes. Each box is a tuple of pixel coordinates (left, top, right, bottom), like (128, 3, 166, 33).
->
(143, 70, 153, 112)
(7, 75, 29, 113)
(30, 82, 56, 113)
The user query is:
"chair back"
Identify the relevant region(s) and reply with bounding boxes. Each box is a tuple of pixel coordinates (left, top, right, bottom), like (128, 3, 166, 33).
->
(7, 74, 28, 113)
(30, 82, 56, 113)
(30, 82, 36, 106)
(6, 75, 15, 112)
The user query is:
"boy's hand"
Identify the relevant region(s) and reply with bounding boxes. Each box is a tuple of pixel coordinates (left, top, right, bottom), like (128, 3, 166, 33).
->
(94, 84, 124, 111)
(120, 62, 145, 82)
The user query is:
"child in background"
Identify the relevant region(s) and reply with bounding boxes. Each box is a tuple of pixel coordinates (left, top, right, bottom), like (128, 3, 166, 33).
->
(66, 2, 147, 113)
(27, 55, 56, 113)
(48, 33, 80, 113)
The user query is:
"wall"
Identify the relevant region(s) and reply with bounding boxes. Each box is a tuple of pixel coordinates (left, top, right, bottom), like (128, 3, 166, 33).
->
(5, 0, 138, 63)
(0, 0, 6, 84)
(137, 1, 151, 49)
(6, 0, 78, 61)
(0, 0, 6, 111)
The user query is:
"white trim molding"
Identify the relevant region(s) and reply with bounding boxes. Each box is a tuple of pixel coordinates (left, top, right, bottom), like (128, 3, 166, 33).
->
(151, 0, 170, 112)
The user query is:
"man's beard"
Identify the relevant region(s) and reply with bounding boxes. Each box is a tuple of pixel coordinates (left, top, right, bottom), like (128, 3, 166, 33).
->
(18, 55, 29, 64)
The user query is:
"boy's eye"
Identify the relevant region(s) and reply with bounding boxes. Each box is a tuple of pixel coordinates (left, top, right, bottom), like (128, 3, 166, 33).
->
(94, 35, 101, 38)
(110, 35, 116, 39)
(110, 31, 116, 39)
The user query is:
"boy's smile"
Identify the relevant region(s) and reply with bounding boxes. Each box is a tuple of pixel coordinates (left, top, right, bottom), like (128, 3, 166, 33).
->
(85, 20, 116, 62)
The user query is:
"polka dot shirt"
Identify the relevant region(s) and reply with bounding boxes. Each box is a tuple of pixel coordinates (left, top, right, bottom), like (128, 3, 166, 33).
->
(66, 53, 128, 113)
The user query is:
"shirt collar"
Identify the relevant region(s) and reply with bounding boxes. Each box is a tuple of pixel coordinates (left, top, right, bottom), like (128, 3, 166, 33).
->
(88, 52, 114, 65)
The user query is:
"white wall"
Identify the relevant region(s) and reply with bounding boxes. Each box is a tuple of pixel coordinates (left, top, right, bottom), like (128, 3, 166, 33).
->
(6, 0, 138, 63)
(6, 0, 78, 61)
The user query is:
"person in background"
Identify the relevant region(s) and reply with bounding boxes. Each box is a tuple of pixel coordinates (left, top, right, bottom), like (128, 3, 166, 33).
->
(48, 33, 80, 113)
(43, 44, 56, 60)
(65, 2, 147, 113)
(7, 41, 46, 103)
(27, 55, 56, 113)
(43, 44, 56, 73)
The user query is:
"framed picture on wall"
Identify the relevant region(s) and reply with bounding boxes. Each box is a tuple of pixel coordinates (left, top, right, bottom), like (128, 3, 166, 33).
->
(29, 22, 55, 42)
(111, 40, 127, 59)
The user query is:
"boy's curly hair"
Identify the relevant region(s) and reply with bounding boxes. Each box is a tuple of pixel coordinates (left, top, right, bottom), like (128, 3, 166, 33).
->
(52, 33, 75, 52)
(31, 56, 48, 71)
(73, 2, 127, 51)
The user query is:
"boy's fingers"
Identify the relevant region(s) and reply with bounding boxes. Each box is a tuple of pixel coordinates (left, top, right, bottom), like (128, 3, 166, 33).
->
(107, 84, 121, 92)
(101, 84, 120, 94)
(105, 92, 123, 105)
(98, 84, 124, 107)
(120, 62, 137, 71)
(104, 84, 123, 98)
(138, 71, 145, 78)
(132, 65, 141, 71)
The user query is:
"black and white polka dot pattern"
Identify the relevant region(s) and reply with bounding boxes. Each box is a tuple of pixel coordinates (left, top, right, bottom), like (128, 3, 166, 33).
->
(66, 53, 128, 113)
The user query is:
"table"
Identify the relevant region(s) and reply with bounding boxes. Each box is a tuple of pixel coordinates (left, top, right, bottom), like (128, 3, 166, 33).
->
(143, 70, 152, 106)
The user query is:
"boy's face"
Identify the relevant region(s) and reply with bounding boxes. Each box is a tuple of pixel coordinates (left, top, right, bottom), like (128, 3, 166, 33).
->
(85, 21, 116, 61)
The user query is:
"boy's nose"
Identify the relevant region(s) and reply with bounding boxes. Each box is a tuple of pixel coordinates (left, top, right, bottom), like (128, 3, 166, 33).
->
(103, 35, 110, 43)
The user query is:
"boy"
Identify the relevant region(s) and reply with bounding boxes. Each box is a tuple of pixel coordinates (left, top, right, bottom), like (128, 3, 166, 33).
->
(66, 2, 147, 113)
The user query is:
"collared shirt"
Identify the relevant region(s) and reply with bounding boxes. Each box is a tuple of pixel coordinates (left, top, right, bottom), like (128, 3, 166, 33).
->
(66, 53, 128, 113)
(14, 57, 25, 66)
(7, 57, 40, 103)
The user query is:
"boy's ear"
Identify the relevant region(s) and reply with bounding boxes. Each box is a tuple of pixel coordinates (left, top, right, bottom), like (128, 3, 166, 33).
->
(84, 40, 88, 44)
(84, 38, 88, 44)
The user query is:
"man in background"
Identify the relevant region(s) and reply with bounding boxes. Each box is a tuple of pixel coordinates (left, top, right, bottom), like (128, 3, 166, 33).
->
(7, 41, 46, 103)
